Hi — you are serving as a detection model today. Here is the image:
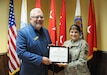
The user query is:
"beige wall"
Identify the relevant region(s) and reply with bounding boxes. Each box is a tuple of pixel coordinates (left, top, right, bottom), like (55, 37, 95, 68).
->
(0, 0, 107, 53)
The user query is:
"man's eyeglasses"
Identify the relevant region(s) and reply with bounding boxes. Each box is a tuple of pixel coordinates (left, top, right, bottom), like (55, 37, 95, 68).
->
(31, 16, 44, 19)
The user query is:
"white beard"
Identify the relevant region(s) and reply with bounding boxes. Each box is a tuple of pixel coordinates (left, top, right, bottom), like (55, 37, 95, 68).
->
(36, 24, 42, 30)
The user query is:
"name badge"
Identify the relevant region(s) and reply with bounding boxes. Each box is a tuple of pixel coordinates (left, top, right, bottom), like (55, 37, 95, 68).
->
(33, 36, 39, 41)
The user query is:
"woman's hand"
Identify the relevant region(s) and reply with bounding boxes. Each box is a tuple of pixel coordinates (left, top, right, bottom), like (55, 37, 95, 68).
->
(56, 63, 68, 67)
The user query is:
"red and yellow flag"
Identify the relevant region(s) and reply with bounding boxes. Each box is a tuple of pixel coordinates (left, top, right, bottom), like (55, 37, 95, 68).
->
(48, 0, 57, 45)
(58, 0, 66, 46)
(87, 0, 97, 60)
(35, 0, 41, 8)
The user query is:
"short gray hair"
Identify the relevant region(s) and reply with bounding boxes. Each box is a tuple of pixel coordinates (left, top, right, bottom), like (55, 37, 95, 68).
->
(30, 8, 43, 18)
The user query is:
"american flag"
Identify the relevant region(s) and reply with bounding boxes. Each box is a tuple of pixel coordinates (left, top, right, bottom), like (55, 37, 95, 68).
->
(8, 0, 20, 75)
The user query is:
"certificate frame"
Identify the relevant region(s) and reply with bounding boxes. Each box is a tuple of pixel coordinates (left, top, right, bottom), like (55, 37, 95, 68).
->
(48, 46, 69, 63)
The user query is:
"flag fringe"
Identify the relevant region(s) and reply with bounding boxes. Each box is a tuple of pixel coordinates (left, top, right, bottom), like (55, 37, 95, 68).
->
(88, 54, 93, 60)
(88, 47, 97, 60)
(9, 68, 20, 75)
(93, 47, 97, 51)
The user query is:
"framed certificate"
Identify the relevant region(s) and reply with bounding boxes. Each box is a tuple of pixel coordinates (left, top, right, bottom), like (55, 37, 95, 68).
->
(49, 46, 69, 63)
